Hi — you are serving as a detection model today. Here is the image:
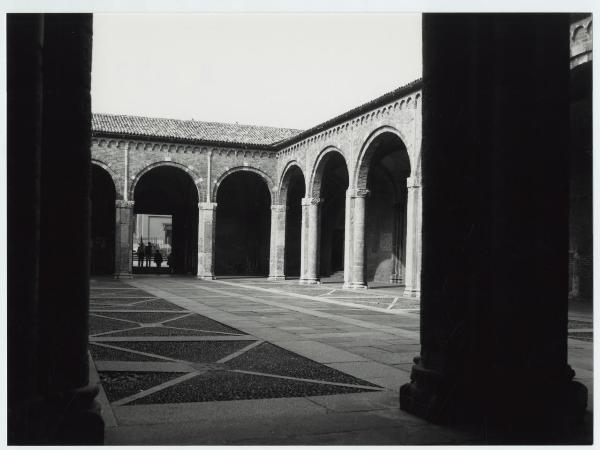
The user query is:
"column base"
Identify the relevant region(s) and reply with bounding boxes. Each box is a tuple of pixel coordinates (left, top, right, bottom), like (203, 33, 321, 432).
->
(197, 275, 215, 280)
(403, 287, 420, 298)
(299, 278, 321, 285)
(389, 276, 405, 285)
(268, 275, 286, 281)
(400, 360, 588, 439)
(113, 273, 133, 279)
(9, 383, 104, 445)
(343, 282, 368, 289)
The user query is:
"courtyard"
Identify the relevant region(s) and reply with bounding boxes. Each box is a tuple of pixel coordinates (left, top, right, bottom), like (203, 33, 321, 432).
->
(89, 275, 593, 445)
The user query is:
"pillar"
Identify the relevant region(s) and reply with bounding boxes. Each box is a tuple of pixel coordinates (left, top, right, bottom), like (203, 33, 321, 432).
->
(114, 200, 134, 278)
(349, 189, 369, 288)
(403, 177, 422, 297)
(390, 192, 407, 284)
(8, 13, 104, 444)
(300, 197, 321, 284)
(268, 204, 287, 280)
(400, 14, 587, 436)
(197, 202, 217, 280)
(343, 190, 353, 287)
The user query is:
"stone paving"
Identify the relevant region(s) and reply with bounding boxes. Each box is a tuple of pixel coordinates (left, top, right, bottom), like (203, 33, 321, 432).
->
(89, 275, 593, 445)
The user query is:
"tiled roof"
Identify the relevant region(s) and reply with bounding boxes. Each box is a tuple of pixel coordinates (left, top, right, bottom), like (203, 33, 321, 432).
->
(92, 114, 303, 148)
(274, 78, 423, 149)
(92, 78, 423, 150)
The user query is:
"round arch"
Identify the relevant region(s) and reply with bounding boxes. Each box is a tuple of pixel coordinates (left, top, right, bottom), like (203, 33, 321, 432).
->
(277, 161, 306, 205)
(130, 161, 202, 201)
(353, 126, 411, 191)
(308, 146, 349, 198)
(212, 166, 275, 203)
(91, 159, 120, 199)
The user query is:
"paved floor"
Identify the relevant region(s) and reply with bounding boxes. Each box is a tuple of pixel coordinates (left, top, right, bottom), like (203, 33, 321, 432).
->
(88, 275, 593, 445)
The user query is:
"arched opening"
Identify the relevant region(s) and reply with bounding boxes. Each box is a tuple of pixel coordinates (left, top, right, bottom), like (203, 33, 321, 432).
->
(281, 166, 305, 277)
(316, 152, 349, 279)
(215, 171, 271, 276)
(90, 164, 116, 275)
(361, 132, 411, 284)
(133, 165, 199, 274)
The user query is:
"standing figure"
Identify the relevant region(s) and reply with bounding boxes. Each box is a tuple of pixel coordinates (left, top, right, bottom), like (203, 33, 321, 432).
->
(154, 250, 163, 268)
(145, 242, 153, 267)
(167, 252, 174, 274)
(136, 242, 145, 267)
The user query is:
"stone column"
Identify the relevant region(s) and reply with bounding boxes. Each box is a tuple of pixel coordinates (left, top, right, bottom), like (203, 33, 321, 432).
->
(268, 204, 287, 280)
(403, 178, 422, 297)
(400, 14, 587, 434)
(8, 14, 103, 444)
(349, 189, 369, 288)
(300, 197, 321, 284)
(114, 200, 135, 278)
(343, 190, 353, 287)
(390, 194, 407, 284)
(197, 202, 217, 279)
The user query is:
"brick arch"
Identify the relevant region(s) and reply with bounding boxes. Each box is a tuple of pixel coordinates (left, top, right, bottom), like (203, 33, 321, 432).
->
(277, 161, 306, 206)
(308, 146, 349, 199)
(91, 159, 121, 199)
(212, 166, 275, 204)
(353, 126, 411, 192)
(129, 161, 202, 201)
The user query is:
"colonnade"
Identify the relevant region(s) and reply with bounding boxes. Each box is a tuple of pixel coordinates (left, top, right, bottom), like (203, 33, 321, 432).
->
(111, 174, 422, 295)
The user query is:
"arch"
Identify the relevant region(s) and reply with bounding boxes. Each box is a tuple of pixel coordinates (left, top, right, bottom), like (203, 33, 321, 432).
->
(353, 126, 411, 191)
(129, 161, 202, 201)
(277, 161, 306, 205)
(91, 159, 120, 198)
(212, 166, 275, 203)
(308, 146, 349, 199)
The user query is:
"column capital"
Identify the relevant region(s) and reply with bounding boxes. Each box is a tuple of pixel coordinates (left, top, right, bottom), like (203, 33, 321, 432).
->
(301, 197, 321, 206)
(407, 177, 421, 189)
(271, 204, 287, 212)
(348, 188, 370, 198)
(198, 202, 218, 210)
(115, 200, 134, 208)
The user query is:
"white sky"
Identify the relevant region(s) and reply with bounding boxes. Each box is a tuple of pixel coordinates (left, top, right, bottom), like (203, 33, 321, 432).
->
(91, 13, 422, 130)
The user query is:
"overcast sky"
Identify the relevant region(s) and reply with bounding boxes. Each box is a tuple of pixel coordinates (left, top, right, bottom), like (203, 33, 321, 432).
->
(91, 13, 421, 130)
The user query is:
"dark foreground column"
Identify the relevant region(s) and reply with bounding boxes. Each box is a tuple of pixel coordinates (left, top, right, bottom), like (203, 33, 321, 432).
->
(8, 14, 104, 444)
(400, 13, 587, 438)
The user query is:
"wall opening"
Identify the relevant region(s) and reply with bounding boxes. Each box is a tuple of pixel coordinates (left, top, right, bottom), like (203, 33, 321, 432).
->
(318, 152, 348, 278)
(90, 165, 116, 275)
(283, 166, 305, 277)
(364, 132, 410, 283)
(133, 165, 199, 274)
(215, 171, 271, 276)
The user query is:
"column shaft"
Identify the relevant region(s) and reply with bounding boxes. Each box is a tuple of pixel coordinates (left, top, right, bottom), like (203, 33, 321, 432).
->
(403, 180, 422, 297)
(343, 190, 353, 287)
(114, 200, 134, 278)
(300, 197, 321, 284)
(268, 204, 286, 280)
(197, 202, 217, 279)
(349, 190, 368, 288)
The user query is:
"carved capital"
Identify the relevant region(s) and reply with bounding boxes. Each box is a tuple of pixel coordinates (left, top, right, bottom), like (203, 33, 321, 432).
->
(115, 200, 134, 208)
(349, 188, 370, 198)
(301, 197, 321, 206)
(271, 204, 287, 213)
(199, 202, 218, 210)
(407, 177, 421, 189)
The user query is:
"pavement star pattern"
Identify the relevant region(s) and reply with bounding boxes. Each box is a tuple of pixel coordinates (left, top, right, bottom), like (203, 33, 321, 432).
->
(89, 284, 381, 406)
